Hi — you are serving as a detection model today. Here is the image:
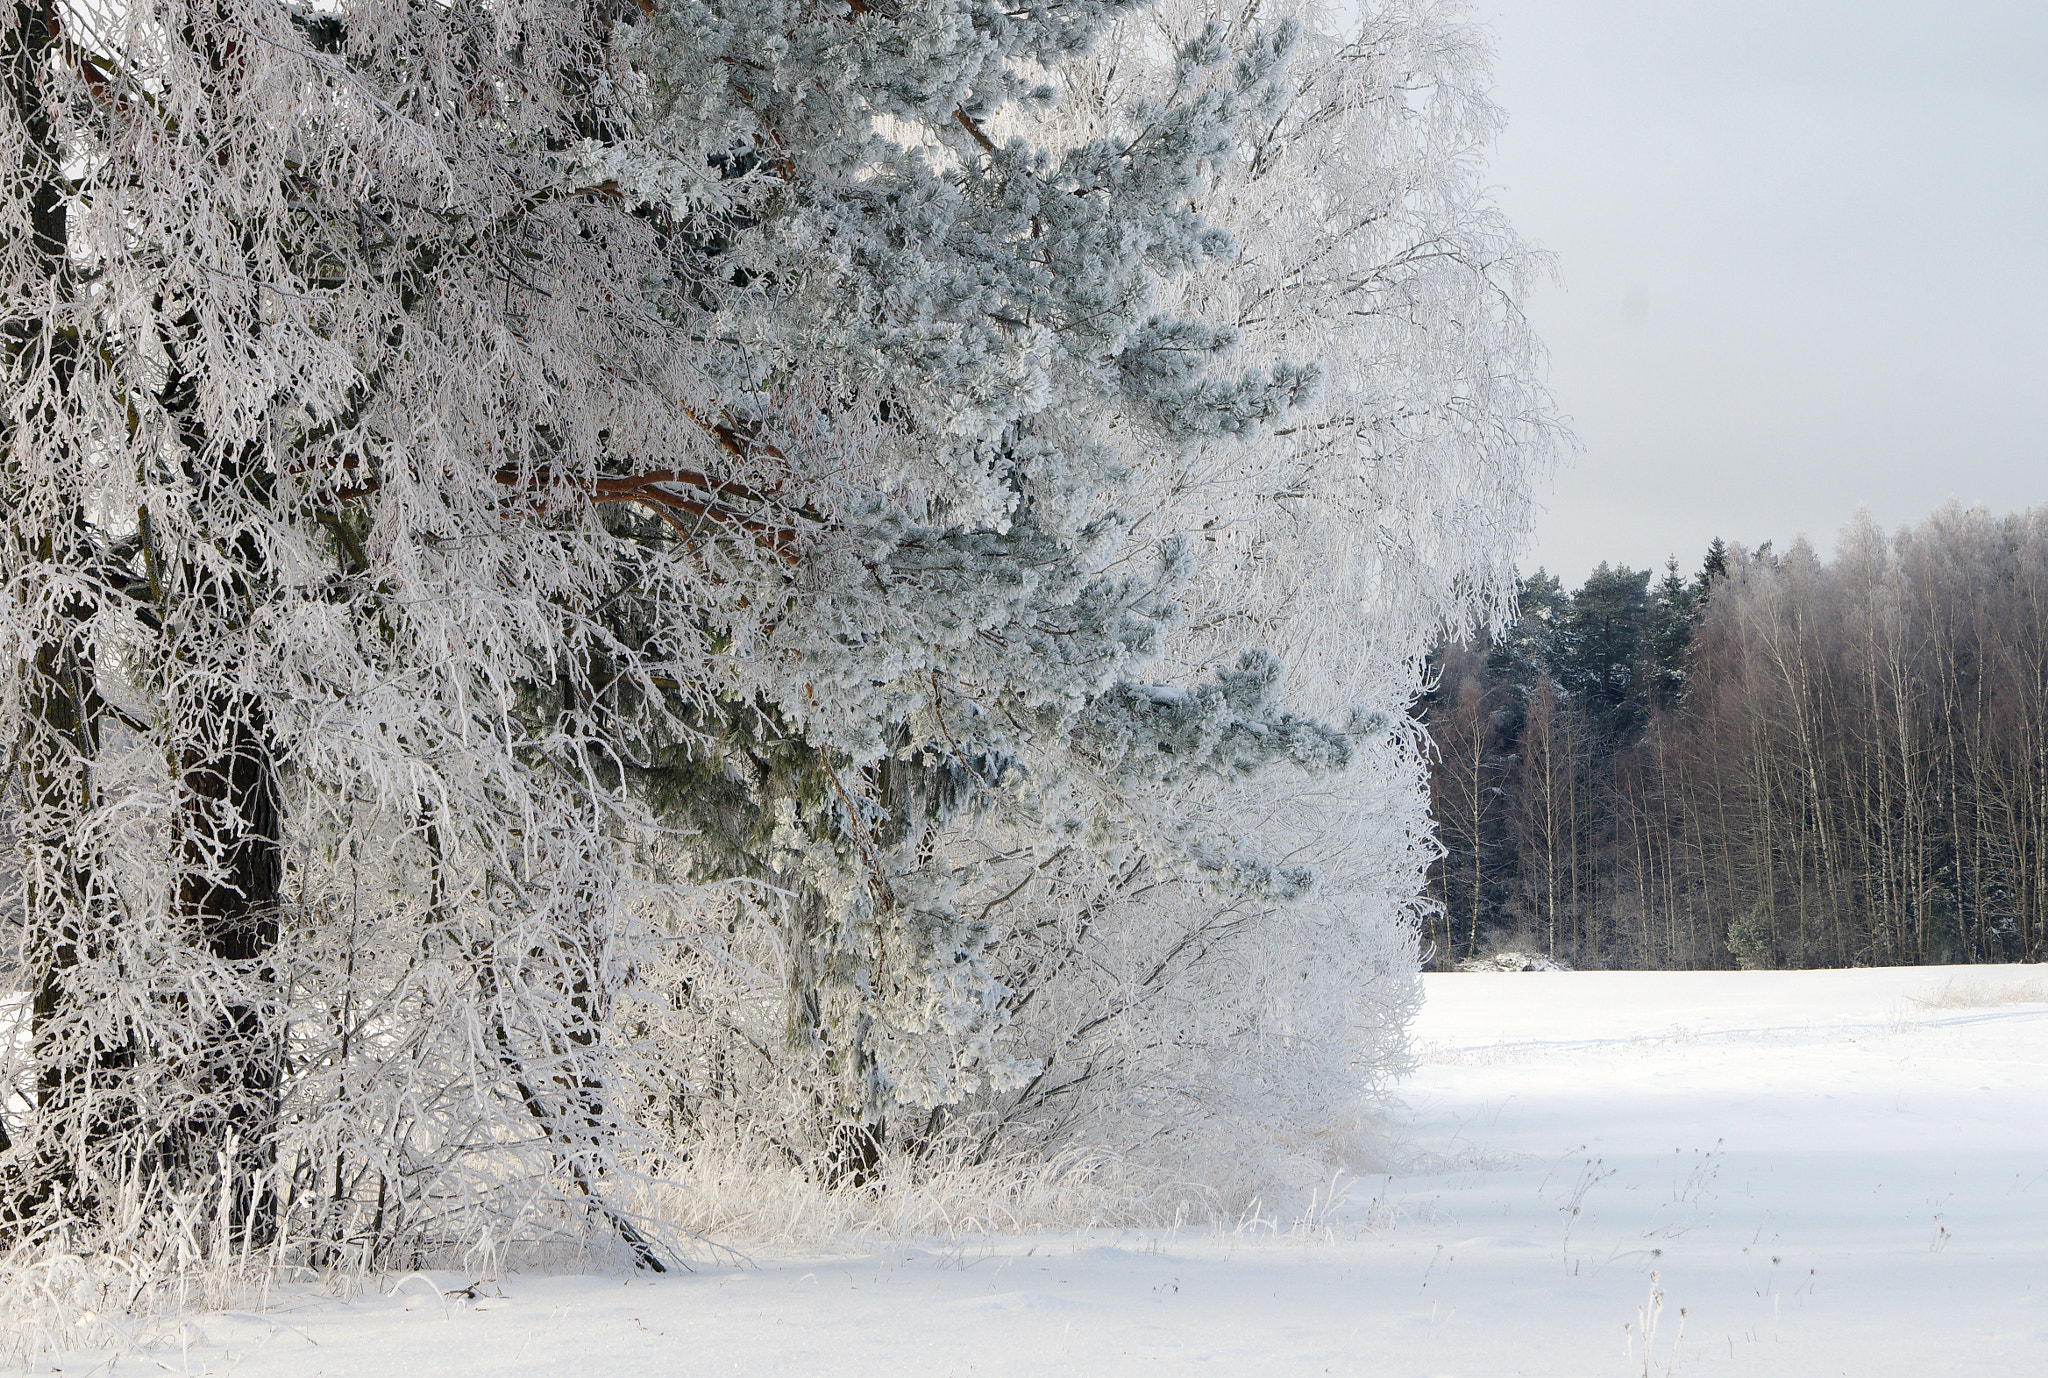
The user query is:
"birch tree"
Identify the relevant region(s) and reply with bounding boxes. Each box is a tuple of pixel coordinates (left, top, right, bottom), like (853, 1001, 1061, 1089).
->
(0, 0, 769, 1264)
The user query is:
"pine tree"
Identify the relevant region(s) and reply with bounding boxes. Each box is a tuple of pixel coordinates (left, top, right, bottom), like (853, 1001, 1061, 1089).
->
(602, 1, 1345, 1165)
(1557, 563, 1654, 747)
(1649, 557, 1697, 708)
(621, 0, 1558, 1187)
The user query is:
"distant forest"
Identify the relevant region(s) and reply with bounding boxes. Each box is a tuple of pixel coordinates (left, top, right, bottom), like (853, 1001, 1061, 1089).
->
(1417, 504, 2048, 971)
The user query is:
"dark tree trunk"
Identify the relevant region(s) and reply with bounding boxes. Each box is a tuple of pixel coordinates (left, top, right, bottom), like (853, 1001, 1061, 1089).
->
(153, 341, 288, 1239)
(165, 676, 284, 1240)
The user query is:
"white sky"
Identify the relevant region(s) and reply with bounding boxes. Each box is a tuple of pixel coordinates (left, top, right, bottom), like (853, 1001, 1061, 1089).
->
(1475, 0, 2048, 587)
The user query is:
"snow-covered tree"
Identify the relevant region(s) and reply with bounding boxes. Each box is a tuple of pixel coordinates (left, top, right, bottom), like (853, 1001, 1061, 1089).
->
(931, 0, 1555, 1189)
(0, 0, 767, 1265)
(625, 0, 1557, 1200)
(3, 0, 1552, 1282)
(572, 0, 1353, 1182)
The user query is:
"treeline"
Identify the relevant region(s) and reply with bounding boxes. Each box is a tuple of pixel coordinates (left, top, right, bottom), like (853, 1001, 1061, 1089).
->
(1419, 503, 2048, 970)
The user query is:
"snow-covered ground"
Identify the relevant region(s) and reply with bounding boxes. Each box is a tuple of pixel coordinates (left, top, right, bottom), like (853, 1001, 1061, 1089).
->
(13, 965, 2046, 1375)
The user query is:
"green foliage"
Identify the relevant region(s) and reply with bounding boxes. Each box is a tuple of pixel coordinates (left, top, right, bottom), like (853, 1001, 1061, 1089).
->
(1726, 908, 1776, 970)
(1416, 542, 1730, 967)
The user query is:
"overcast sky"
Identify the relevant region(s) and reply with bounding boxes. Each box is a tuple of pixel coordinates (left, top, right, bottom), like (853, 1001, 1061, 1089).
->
(1474, 0, 2048, 588)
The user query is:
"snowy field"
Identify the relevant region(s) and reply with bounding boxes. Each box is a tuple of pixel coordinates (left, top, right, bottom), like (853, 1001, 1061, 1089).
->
(13, 964, 2046, 1376)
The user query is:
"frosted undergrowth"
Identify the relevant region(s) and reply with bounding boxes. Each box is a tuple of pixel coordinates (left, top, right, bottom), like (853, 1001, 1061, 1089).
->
(627, 1146, 1191, 1250)
(17, 966, 2043, 1377)
(1907, 975, 2048, 1009)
